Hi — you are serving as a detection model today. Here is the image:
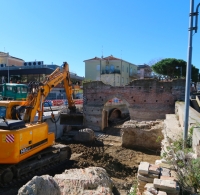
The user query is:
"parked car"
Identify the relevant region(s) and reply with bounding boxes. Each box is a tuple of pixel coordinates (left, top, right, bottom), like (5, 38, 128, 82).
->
(75, 93, 83, 99)
(44, 101, 53, 107)
(64, 100, 68, 105)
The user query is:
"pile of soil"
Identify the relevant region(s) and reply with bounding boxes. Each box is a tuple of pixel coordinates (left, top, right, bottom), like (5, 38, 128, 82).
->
(66, 126, 161, 195)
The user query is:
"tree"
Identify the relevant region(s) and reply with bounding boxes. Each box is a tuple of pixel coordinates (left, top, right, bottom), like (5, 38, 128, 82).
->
(151, 58, 199, 82)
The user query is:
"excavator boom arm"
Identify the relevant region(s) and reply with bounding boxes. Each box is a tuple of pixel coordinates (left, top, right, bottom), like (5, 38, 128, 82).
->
(22, 62, 76, 123)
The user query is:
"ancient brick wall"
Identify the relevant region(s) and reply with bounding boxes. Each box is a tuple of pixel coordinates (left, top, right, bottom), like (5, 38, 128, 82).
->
(83, 79, 185, 131)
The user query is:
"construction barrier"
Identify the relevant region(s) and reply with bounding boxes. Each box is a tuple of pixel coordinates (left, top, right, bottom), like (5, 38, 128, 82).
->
(45, 99, 83, 106)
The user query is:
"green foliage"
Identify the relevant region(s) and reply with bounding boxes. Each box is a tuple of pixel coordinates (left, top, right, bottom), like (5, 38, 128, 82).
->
(152, 58, 199, 82)
(187, 126, 194, 148)
(163, 137, 200, 193)
(156, 136, 162, 143)
(129, 180, 137, 195)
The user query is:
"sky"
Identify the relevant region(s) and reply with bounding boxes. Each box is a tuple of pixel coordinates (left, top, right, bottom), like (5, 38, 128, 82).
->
(1, 0, 200, 77)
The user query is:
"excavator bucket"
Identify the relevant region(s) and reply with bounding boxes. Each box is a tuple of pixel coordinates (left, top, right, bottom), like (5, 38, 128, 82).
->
(60, 113, 83, 126)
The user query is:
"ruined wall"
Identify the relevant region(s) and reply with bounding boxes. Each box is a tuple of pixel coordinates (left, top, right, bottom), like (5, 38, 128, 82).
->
(83, 79, 185, 131)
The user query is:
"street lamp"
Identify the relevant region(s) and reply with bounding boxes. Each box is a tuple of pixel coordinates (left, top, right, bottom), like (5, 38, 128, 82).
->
(184, 0, 200, 146)
(8, 65, 9, 83)
(176, 66, 182, 78)
(6, 53, 9, 83)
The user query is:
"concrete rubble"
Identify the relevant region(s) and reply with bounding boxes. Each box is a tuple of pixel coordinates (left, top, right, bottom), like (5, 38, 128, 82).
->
(18, 167, 113, 195)
(18, 175, 60, 195)
(73, 128, 96, 143)
(61, 128, 96, 143)
(136, 161, 180, 195)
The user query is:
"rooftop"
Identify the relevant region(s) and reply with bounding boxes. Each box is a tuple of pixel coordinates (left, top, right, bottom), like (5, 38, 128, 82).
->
(84, 55, 136, 65)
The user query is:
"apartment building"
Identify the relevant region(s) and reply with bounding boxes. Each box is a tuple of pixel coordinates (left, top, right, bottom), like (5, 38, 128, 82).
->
(0, 52, 24, 68)
(84, 55, 138, 86)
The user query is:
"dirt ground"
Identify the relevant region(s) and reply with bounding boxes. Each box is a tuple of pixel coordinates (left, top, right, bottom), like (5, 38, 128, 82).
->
(63, 125, 161, 195)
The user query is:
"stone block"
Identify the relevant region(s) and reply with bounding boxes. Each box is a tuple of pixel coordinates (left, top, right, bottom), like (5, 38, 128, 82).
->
(144, 184, 158, 194)
(157, 191, 167, 195)
(144, 183, 154, 189)
(160, 167, 171, 177)
(160, 176, 176, 181)
(192, 128, 200, 157)
(170, 170, 178, 180)
(149, 164, 160, 175)
(142, 191, 154, 195)
(139, 162, 150, 175)
(153, 178, 180, 193)
(137, 174, 154, 183)
(155, 161, 173, 169)
(148, 173, 159, 179)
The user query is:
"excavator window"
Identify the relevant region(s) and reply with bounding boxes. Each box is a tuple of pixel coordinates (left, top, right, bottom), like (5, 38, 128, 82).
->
(0, 106, 6, 117)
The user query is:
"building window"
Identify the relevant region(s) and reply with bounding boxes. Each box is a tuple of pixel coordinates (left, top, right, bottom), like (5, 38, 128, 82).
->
(127, 78, 128, 83)
(106, 65, 109, 74)
(118, 76, 119, 83)
(122, 65, 124, 72)
(122, 77, 124, 83)
(110, 65, 114, 73)
(127, 67, 128, 73)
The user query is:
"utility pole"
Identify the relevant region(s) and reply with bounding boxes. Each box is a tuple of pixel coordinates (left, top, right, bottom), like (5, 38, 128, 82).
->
(184, 0, 200, 145)
(7, 53, 9, 83)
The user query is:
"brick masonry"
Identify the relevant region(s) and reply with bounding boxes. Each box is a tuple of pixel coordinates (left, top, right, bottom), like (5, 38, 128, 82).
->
(83, 79, 185, 131)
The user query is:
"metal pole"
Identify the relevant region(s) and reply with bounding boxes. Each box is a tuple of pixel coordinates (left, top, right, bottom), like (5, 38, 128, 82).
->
(181, 67, 182, 78)
(7, 53, 9, 82)
(184, 0, 194, 143)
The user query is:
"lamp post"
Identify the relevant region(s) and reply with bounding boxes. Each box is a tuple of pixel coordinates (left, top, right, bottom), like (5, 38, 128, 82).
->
(176, 66, 182, 78)
(8, 65, 9, 83)
(6, 53, 9, 83)
(184, 0, 200, 146)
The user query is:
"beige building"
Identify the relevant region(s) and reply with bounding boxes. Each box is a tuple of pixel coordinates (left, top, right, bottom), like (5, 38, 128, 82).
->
(84, 55, 138, 86)
(137, 64, 152, 79)
(0, 52, 24, 68)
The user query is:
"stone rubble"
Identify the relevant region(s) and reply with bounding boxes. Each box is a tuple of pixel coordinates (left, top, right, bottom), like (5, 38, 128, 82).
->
(73, 128, 96, 143)
(121, 120, 164, 151)
(136, 161, 180, 195)
(18, 167, 113, 195)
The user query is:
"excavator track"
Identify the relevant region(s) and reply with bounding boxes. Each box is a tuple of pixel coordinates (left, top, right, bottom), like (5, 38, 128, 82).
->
(0, 159, 74, 195)
(0, 143, 71, 189)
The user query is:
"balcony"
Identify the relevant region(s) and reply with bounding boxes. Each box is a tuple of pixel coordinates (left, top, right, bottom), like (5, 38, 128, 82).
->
(101, 69, 121, 74)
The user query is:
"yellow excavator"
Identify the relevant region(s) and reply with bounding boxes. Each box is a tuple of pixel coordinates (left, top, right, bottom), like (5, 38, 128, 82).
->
(0, 62, 83, 184)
